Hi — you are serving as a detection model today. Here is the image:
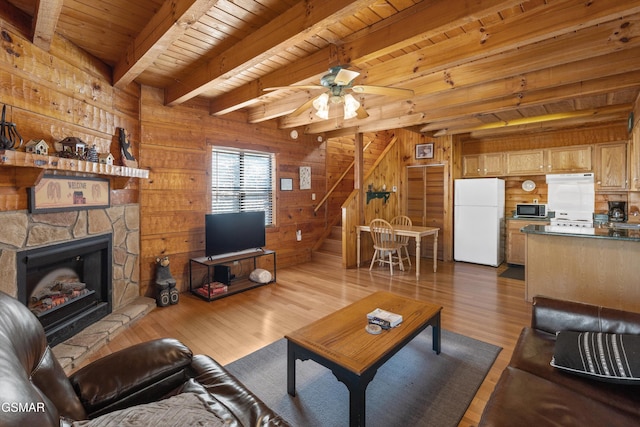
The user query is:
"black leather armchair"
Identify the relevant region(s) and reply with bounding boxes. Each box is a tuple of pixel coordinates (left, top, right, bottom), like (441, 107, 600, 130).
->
(0, 291, 289, 426)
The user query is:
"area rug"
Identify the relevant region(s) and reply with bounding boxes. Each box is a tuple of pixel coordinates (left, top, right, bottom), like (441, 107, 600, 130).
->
(499, 265, 525, 281)
(225, 329, 501, 427)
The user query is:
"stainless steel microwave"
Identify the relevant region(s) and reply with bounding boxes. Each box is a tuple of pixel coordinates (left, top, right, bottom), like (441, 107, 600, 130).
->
(516, 203, 547, 218)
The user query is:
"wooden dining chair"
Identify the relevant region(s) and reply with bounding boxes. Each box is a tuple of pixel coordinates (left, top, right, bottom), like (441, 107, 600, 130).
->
(368, 219, 405, 275)
(390, 215, 412, 267)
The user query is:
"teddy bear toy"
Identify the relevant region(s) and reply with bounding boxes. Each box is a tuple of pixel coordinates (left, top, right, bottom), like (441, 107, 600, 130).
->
(155, 256, 178, 306)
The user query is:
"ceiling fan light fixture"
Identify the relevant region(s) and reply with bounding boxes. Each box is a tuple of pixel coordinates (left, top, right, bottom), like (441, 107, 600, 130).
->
(313, 93, 329, 119)
(343, 94, 360, 120)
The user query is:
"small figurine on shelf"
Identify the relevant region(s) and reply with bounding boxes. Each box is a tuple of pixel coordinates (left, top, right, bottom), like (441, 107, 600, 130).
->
(155, 256, 178, 307)
(118, 127, 138, 168)
(25, 139, 50, 155)
(98, 152, 114, 165)
(57, 136, 87, 159)
(86, 144, 99, 162)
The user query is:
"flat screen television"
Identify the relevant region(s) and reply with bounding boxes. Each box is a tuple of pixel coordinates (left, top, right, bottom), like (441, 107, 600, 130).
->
(205, 211, 266, 258)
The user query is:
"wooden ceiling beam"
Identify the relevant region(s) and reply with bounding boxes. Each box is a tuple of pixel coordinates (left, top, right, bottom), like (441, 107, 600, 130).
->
(214, 0, 525, 117)
(31, 0, 63, 51)
(438, 105, 631, 136)
(466, 117, 627, 138)
(355, 0, 640, 88)
(318, 104, 630, 140)
(257, 15, 640, 127)
(164, 0, 380, 106)
(343, 0, 532, 66)
(418, 72, 640, 132)
(301, 61, 640, 135)
(209, 48, 335, 116)
(113, 0, 219, 88)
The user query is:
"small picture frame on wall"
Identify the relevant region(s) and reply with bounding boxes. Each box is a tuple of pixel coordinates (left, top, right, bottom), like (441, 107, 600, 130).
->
(415, 143, 434, 159)
(280, 178, 293, 191)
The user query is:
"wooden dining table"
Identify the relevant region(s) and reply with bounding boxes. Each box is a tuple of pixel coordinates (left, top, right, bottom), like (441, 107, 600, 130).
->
(356, 224, 439, 279)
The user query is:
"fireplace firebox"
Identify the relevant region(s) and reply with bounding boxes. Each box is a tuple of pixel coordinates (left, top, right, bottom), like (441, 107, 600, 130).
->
(16, 234, 112, 346)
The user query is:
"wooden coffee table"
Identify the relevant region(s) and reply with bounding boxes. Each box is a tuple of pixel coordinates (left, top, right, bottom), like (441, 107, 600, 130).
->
(285, 291, 442, 427)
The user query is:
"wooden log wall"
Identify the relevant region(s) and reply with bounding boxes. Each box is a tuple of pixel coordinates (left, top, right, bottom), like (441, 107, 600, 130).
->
(396, 131, 454, 262)
(0, 22, 140, 211)
(342, 129, 455, 268)
(324, 132, 390, 223)
(139, 86, 326, 296)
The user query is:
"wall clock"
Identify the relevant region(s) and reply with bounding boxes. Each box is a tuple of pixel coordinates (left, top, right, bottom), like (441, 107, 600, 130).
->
(299, 166, 311, 190)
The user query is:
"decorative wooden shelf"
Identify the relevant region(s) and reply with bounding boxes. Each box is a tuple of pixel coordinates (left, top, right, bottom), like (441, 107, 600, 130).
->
(0, 149, 149, 189)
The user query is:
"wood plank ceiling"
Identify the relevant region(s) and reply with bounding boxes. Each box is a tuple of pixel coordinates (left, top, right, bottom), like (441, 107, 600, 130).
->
(3, 0, 640, 139)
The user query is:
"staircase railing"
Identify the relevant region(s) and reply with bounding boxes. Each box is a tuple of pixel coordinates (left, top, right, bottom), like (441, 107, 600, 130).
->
(313, 140, 373, 214)
(312, 135, 398, 262)
(341, 136, 398, 267)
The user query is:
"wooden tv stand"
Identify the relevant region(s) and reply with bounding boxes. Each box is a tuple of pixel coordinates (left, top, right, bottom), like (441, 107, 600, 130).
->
(188, 249, 276, 302)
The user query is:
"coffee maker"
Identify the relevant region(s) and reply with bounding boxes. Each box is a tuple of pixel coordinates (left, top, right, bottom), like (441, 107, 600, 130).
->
(608, 201, 626, 222)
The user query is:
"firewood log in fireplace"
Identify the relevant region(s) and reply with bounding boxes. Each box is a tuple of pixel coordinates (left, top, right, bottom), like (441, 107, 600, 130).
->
(30, 276, 87, 302)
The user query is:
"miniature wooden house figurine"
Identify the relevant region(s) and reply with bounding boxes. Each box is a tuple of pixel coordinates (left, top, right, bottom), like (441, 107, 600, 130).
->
(98, 152, 115, 165)
(25, 139, 49, 155)
(59, 137, 87, 157)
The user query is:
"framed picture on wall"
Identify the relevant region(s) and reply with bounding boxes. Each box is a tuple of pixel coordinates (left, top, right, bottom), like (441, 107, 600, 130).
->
(280, 178, 293, 191)
(415, 143, 434, 159)
(28, 175, 110, 213)
(299, 166, 311, 190)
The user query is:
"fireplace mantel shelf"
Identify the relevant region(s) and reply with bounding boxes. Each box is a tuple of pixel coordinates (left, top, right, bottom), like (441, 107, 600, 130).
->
(0, 150, 149, 189)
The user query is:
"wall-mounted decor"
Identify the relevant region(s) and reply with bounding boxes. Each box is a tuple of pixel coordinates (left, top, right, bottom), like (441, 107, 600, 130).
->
(415, 143, 434, 159)
(118, 127, 138, 168)
(28, 175, 110, 213)
(280, 178, 293, 191)
(299, 166, 311, 190)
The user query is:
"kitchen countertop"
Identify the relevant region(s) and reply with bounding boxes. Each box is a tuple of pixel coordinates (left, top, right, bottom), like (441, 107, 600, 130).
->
(521, 223, 640, 241)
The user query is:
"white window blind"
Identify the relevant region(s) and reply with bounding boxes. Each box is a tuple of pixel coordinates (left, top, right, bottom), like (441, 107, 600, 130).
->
(211, 147, 274, 224)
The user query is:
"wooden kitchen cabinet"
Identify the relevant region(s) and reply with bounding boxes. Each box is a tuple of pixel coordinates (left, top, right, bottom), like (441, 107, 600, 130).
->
(506, 219, 545, 265)
(594, 142, 627, 191)
(630, 125, 640, 191)
(462, 153, 504, 177)
(505, 150, 545, 175)
(545, 145, 592, 173)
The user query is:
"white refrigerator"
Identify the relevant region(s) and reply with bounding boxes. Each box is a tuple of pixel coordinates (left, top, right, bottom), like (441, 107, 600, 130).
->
(454, 178, 505, 267)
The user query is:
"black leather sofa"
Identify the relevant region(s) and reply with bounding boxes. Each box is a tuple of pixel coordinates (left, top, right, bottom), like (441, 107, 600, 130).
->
(479, 296, 640, 427)
(0, 290, 290, 426)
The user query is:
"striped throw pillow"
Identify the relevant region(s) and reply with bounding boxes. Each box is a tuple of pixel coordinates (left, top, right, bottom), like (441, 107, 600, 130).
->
(551, 331, 640, 383)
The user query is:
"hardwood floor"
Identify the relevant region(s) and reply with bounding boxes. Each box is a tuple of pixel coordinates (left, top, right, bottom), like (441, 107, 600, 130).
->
(80, 256, 532, 426)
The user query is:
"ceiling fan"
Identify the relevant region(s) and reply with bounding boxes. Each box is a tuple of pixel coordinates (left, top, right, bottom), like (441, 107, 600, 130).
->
(264, 66, 414, 120)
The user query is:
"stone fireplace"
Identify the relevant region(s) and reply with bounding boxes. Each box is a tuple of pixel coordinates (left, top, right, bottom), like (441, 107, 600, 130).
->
(16, 234, 112, 346)
(0, 205, 141, 345)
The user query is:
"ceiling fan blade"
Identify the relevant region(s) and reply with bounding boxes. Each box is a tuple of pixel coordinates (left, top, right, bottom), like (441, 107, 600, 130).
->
(263, 85, 324, 91)
(334, 68, 360, 85)
(356, 105, 369, 119)
(352, 85, 414, 97)
(288, 95, 322, 117)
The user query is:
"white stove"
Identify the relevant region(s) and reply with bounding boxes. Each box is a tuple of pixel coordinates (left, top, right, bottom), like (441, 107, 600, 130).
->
(546, 173, 595, 228)
(550, 218, 593, 228)
(550, 210, 594, 228)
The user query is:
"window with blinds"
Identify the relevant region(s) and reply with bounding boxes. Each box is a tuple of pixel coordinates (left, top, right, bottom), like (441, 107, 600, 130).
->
(211, 147, 275, 225)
